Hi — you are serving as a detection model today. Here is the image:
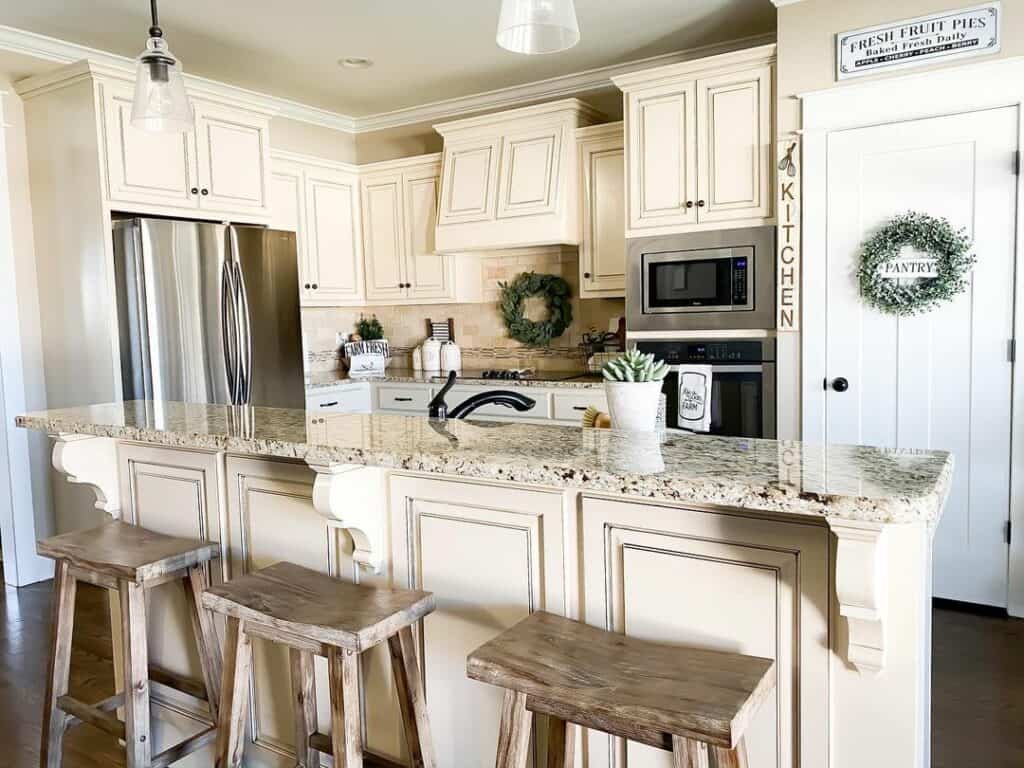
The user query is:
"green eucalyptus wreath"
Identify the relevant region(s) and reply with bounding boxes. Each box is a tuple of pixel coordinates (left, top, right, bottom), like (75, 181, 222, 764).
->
(498, 271, 573, 346)
(857, 212, 975, 316)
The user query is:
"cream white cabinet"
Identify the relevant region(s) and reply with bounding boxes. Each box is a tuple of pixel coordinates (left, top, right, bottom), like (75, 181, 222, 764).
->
(98, 80, 271, 219)
(271, 152, 366, 307)
(613, 45, 775, 236)
(580, 496, 829, 768)
(361, 154, 479, 304)
(577, 122, 626, 297)
(389, 475, 569, 768)
(434, 99, 603, 251)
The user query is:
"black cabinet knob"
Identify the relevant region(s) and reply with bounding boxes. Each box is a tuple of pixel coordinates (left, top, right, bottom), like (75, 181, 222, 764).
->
(190, 187, 199, 194)
(697, 200, 706, 207)
(583, 272, 591, 279)
(312, 283, 318, 290)
(685, 201, 694, 209)
(304, 283, 311, 289)
(831, 377, 850, 393)
(201, 188, 209, 195)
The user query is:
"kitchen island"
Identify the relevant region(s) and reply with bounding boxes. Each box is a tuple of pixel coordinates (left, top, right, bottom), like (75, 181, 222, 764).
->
(17, 400, 951, 768)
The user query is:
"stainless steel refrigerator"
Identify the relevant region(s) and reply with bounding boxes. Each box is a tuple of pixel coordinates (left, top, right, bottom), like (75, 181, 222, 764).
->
(112, 217, 305, 409)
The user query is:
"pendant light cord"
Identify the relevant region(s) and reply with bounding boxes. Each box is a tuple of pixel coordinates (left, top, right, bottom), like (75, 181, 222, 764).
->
(149, 0, 163, 37)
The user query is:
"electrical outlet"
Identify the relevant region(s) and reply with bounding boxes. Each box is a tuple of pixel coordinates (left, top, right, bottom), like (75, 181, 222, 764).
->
(336, 332, 346, 348)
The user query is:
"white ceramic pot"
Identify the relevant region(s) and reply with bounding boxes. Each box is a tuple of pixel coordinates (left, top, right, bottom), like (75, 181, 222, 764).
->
(604, 381, 663, 431)
(441, 341, 462, 372)
(421, 338, 442, 372)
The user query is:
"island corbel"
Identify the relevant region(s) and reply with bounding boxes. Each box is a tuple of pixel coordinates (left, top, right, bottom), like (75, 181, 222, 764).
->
(50, 433, 121, 517)
(828, 517, 889, 674)
(308, 461, 388, 574)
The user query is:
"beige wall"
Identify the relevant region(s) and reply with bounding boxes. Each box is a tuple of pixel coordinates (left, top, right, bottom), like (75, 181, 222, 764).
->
(269, 115, 358, 163)
(778, 0, 1024, 134)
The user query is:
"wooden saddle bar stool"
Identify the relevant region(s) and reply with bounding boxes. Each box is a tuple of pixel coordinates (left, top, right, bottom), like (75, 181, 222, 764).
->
(467, 611, 776, 768)
(202, 561, 437, 768)
(37, 520, 223, 768)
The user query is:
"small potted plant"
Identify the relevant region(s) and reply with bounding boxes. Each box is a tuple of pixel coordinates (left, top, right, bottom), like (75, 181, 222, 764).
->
(345, 314, 390, 370)
(601, 349, 669, 431)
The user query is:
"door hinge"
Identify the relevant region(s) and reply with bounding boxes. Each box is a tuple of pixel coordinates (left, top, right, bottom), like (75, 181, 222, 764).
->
(1015, 150, 1021, 176)
(1010, 339, 1017, 363)
(823, 377, 828, 391)
(1006, 520, 1012, 545)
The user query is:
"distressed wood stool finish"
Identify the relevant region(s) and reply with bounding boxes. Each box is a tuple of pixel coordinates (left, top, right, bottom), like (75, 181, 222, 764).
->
(37, 520, 223, 768)
(467, 612, 776, 768)
(201, 561, 437, 768)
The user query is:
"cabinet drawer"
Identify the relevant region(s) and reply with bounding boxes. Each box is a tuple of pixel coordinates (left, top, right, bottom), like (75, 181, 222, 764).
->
(306, 385, 371, 413)
(552, 391, 608, 422)
(376, 385, 432, 412)
(449, 385, 551, 420)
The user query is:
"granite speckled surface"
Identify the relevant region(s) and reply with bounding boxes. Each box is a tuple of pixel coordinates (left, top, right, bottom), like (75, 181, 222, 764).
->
(305, 368, 605, 391)
(17, 400, 952, 524)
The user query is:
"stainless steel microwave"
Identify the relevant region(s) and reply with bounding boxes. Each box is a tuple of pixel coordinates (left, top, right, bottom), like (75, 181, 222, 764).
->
(626, 227, 776, 332)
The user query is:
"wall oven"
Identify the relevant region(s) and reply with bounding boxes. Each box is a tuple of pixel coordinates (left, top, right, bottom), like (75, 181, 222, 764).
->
(627, 226, 776, 332)
(635, 338, 776, 439)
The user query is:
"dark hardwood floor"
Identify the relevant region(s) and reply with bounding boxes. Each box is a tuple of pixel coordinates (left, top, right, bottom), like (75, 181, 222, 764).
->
(1, 568, 1021, 767)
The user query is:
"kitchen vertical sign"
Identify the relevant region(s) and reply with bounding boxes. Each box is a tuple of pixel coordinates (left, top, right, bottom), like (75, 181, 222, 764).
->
(837, 3, 1001, 80)
(777, 140, 800, 332)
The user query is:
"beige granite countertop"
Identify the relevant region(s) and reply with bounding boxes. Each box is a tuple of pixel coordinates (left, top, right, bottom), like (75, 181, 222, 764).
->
(17, 400, 953, 525)
(305, 368, 605, 391)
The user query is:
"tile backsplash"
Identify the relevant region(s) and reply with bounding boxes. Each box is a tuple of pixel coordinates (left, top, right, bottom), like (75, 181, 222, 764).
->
(302, 247, 623, 372)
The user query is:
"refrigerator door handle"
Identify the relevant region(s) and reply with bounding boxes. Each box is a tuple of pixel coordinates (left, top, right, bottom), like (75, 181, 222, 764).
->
(221, 258, 242, 404)
(229, 227, 254, 405)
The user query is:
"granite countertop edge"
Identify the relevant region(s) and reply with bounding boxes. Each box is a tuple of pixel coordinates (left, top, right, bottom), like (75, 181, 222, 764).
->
(304, 368, 605, 391)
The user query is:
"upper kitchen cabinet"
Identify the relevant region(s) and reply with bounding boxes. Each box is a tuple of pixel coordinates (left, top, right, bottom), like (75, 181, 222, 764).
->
(433, 99, 603, 252)
(96, 76, 271, 221)
(613, 44, 775, 236)
(270, 152, 365, 307)
(361, 154, 480, 305)
(576, 122, 626, 298)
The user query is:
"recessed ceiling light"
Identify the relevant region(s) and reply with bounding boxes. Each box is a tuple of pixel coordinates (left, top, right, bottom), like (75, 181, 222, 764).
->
(339, 57, 373, 69)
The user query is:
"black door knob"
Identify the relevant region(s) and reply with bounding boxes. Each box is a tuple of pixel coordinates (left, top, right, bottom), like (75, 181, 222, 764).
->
(831, 377, 849, 392)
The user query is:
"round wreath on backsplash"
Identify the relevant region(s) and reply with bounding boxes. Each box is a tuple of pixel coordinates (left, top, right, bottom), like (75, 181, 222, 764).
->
(857, 212, 975, 316)
(498, 271, 573, 346)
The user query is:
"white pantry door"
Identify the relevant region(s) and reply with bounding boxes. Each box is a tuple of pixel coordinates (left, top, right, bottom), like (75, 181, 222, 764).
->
(825, 107, 1018, 607)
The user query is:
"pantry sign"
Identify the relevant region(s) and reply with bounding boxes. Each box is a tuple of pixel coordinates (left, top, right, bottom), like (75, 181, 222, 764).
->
(837, 3, 1001, 81)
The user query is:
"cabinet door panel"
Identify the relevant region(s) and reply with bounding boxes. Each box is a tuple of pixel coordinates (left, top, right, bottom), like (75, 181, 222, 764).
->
(628, 87, 697, 231)
(581, 498, 829, 768)
(696, 65, 772, 223)
(269, 160, 313, 301)
(579, 134, 625, 297)
(362, 172, 407, 301)
(439, 139, 500, 224)
(194, 100, 269, 213)
(101, 81, 198, 208)
(404, 170, 450, 299)
(390, 476, 567, 768)
(497, 128, 560, 219)
(305, 169, 364, 304)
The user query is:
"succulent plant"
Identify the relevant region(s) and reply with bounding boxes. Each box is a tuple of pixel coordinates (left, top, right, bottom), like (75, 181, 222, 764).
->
(601, 349, 669, 383)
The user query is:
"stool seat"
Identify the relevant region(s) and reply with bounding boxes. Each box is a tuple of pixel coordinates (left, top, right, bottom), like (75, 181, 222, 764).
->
(37, 520, 220, 583)
(202, 561, 434, 652)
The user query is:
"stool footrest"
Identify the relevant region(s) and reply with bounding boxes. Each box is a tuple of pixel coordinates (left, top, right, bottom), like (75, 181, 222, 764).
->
(149, 662, 209, 702)
(151, 725, 218, 768)
(308, 733, 404, 768)
(56, 694, 126, 740)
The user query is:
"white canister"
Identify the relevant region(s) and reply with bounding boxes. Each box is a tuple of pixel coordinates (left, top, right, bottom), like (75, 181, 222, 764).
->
(440, 341, 462, 373)
(421, 338, 442, 372)
(412, 346, 423, 371)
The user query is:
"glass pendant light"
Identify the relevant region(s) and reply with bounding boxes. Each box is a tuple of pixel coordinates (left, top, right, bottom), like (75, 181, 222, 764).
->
(496, 0, 580, 55)
(131, 0, 193, 132)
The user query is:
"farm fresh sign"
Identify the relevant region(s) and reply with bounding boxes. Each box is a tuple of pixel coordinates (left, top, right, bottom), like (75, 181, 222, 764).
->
(837, 3, 1001, 80)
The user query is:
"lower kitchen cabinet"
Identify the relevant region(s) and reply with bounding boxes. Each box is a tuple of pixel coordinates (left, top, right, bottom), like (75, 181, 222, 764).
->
(580, 496, 829, 768)
(389, 474, 570, 768)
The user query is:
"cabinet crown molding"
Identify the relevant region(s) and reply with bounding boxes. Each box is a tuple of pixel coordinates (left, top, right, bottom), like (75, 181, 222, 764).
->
(269, 148, 360, 175)
(357, 152, 443, 174)
(433, 97, 604, 137)
(611, 43, 777, 91)
(575, 121, 624, 141)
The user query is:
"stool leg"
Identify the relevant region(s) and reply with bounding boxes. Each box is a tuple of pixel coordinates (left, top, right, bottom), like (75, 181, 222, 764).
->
(546, 716, 574, 768)
(711, 739, 748, 768)
(120, 580, 151, 768)
(387, 626, 436, 768)
(671, 735, 710, 768)
(290, 648, 319, 767)
(495, 690, 532, 768)
(183, 566, 222, 721)
(215, 617, 253, 768)
(40, 560, 76, 768)
(327, 646, 363, 768)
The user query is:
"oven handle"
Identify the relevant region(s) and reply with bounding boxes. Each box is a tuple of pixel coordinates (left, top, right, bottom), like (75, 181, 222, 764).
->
(674, 364, 766, 374)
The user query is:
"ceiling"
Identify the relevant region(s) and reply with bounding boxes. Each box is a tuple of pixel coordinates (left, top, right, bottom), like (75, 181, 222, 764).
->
(0, 0, 776, 118)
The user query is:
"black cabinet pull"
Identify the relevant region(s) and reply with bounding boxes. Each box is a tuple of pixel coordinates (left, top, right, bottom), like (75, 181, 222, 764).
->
(312, 283, 318, 289)
(572, 406, 588, 411)
(394, 397, 414, 402)
(304, 283, 311, 289)
(201, 188, 209, 195)
(697, 200, 706, 207)
(319, 401, 339, 408)
(685, 201, 694, 208)
(190, 187, 199, 194)
(583, 272, 591, 279)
